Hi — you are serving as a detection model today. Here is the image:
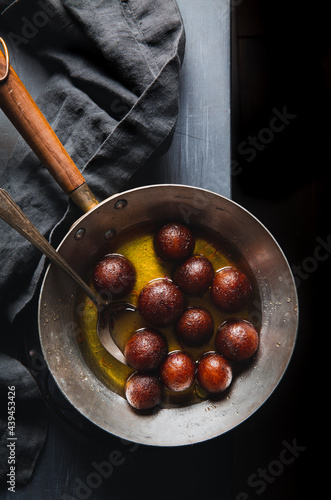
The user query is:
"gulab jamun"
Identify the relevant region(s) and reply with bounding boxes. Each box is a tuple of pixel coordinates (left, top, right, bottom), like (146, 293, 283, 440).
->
(93, 253, 136, 299)
(124, 328, 168, 371)
(197, 352, 232, 394)
(174, 255, 214, 295)
(138, 279, 185, 326)
(125, 372, 163, 410)
(211, 266, 252, 312)
(160, 351, 196, 392)
(155, 222, 195, 262)
(176, 307, 214, 346)
(216, 319, 259, 362)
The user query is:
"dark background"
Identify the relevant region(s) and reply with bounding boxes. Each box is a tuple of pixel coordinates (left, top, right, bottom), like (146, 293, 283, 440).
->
(231, 0, 329, 497)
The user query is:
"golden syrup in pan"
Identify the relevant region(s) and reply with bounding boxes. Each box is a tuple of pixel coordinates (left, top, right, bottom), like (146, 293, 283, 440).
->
(77, 221, 261, 406)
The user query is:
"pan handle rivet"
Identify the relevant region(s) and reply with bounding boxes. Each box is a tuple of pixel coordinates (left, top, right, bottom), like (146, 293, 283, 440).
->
(74, 228, 86, 240)
(104, 229, 116, 240)
(114, 199, 127, 210)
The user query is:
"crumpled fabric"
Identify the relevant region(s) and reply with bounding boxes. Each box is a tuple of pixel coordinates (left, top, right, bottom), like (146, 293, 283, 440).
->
(0, 353, 48, 485)
(0, 0, 185, 485)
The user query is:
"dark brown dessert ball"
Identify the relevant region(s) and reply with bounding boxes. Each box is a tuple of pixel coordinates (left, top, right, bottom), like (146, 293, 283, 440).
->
(93, 253, 135, 299)
(125, 372, 163, 410)
(197, 352, 232, 394)
(216, 319, 259, 362)
(211, 266, 252, 312)
(173, 255, 214, 296)
(138, 279, 185, 326)
(124, 328, 168, 371)
(155, 222, 195, 262)
(160, 351, 196, 392)
(176, 307, 214, 346)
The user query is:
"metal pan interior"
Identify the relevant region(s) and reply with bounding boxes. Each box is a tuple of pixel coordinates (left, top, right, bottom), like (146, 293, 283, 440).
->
(38, 185, 298, 446)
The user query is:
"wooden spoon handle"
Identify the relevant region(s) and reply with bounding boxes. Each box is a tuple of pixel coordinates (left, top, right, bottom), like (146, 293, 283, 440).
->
(0, 39, 98, 213)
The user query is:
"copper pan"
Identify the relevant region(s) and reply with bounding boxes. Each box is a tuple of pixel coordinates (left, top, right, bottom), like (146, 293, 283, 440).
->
(0, 42, 298, 446)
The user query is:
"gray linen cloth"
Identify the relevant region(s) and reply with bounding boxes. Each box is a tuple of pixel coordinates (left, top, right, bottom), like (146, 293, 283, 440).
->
(0, 0, 185, 485)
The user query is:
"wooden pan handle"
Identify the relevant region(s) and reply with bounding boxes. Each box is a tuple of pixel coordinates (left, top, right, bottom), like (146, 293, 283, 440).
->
(0, 38, 98, 213)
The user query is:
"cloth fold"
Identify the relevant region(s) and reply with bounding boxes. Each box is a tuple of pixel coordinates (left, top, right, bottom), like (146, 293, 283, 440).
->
(0, 353, 48, 485)
(0, 0, 185, 486)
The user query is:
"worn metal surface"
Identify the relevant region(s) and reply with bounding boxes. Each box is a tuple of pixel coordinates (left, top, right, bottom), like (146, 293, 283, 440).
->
(39, 184, 298, 446)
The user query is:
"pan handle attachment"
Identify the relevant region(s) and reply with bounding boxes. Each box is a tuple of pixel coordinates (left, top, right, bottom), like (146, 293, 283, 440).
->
(0, 39, 98, 213)
(0, 188, 106, 307)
